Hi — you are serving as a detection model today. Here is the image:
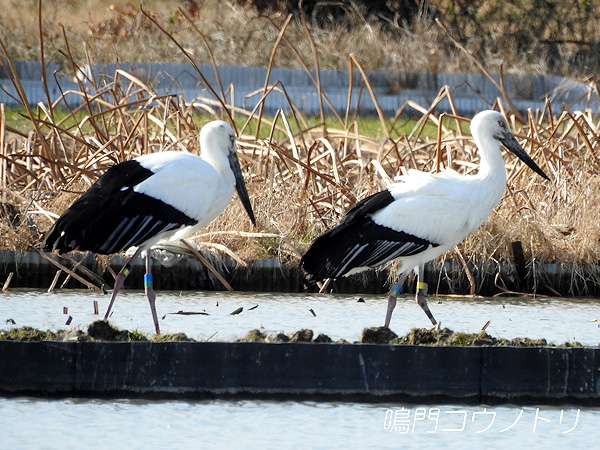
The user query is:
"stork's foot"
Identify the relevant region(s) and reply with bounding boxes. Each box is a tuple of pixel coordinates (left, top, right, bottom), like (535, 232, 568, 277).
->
(428, 321, 441, 332)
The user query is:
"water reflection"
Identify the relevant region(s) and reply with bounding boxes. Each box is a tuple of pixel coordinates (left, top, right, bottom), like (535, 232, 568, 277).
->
(0, 398, 597, 449)
(0, 289, 599, 345)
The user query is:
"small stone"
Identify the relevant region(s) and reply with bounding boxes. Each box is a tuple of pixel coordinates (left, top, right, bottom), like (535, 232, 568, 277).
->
(268, 333, 290, 343)
(314, 333, 333, 343)
(361, 327, 398, 344)
(289, 329, 314, 342)
(60, 330, 86, 342)
(87, 321, 124, 341)
(238, 329, 266, 342)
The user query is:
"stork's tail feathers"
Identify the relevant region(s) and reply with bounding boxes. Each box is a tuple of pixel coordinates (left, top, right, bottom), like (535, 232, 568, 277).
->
(43, 208, 91, 254)
(300, 226, 350, 281)
(43, 221, 71, 253)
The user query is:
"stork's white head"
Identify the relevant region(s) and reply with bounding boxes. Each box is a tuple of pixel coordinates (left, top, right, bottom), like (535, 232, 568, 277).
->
(200, 120, 236, 158)
(199, 120, 256, 225)
(470, 110, 548, 180)
(470, 110, 509, 143)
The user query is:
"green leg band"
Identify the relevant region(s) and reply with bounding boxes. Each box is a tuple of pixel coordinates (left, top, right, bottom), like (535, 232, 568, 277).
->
(390, 284, 403, 297)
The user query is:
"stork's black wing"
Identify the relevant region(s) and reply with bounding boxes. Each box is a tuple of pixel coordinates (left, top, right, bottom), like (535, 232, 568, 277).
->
(300, 189, 438, 280)
(43, 160, 197, 254)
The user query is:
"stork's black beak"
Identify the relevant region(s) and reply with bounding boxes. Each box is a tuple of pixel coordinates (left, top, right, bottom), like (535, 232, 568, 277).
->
(228, 152, 256, 225)
(500, 132, 549, 180)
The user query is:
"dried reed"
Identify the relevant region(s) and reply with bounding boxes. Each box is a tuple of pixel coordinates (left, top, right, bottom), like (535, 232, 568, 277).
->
(0, 3, 599, 296)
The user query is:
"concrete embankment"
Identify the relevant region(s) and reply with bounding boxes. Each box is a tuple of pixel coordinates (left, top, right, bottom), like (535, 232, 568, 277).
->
(0, 340, 598, 405)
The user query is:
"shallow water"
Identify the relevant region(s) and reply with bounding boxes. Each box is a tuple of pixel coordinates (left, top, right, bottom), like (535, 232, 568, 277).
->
(1, 290, 599, 448)
(0, 289, 599, 344)
(0, 398, 597, 449)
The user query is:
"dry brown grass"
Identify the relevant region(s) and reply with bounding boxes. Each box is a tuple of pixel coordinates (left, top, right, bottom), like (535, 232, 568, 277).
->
(1, 71, 599, 267)
(1, 2, 600, 294)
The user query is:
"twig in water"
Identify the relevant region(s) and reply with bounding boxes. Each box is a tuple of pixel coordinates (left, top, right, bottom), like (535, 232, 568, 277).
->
(59, 254, 110, 288)
(48, 270, 61, 293)
(481, 320, 492, 331)
(180, 239, 234, 291)
(2, 272, 14, 291)
(318, 278, 332, 293)
(33, 248, 99, 290)
(455, 246, 476, 296)
(493, 272, 540, 298)
(205, 331, 218, 342)
(167, 310, 210, 316)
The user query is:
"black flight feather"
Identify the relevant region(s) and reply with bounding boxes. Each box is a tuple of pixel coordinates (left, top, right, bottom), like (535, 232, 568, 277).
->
(300, 190, 439, 281)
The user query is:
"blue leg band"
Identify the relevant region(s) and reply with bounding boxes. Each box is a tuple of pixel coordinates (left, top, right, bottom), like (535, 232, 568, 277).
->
(144, 274, 153, 289)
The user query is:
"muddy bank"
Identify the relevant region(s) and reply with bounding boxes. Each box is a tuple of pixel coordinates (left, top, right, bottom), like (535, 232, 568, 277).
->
(0, 321, 585, 348)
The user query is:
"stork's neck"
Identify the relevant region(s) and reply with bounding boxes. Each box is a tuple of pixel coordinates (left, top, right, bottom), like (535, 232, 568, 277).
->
(473, 134, 508, 205)
(201, 143, 234, 185)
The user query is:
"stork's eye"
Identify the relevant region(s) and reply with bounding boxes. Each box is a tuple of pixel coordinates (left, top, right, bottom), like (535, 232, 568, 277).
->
(498, 120, 507, 129)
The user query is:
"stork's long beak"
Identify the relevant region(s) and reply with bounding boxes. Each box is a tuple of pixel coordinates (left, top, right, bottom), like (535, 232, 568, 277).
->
(500, 132, 549, 180)
(228, 152, 256, 225)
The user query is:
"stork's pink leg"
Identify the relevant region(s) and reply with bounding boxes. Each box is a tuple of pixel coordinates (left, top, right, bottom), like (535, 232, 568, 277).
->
(384, 273, 408, 327)
(104, 248, 143, 320)
(144, 249, 160, 335)
(414, 265, 438, 328)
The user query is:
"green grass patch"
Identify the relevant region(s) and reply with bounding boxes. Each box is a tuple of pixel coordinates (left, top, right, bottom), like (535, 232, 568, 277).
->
(5, 106, 437, 141)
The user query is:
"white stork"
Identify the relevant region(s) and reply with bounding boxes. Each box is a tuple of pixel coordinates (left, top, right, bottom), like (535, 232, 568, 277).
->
(43, 120, 255, 334)
(300, 110, 549, 328)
